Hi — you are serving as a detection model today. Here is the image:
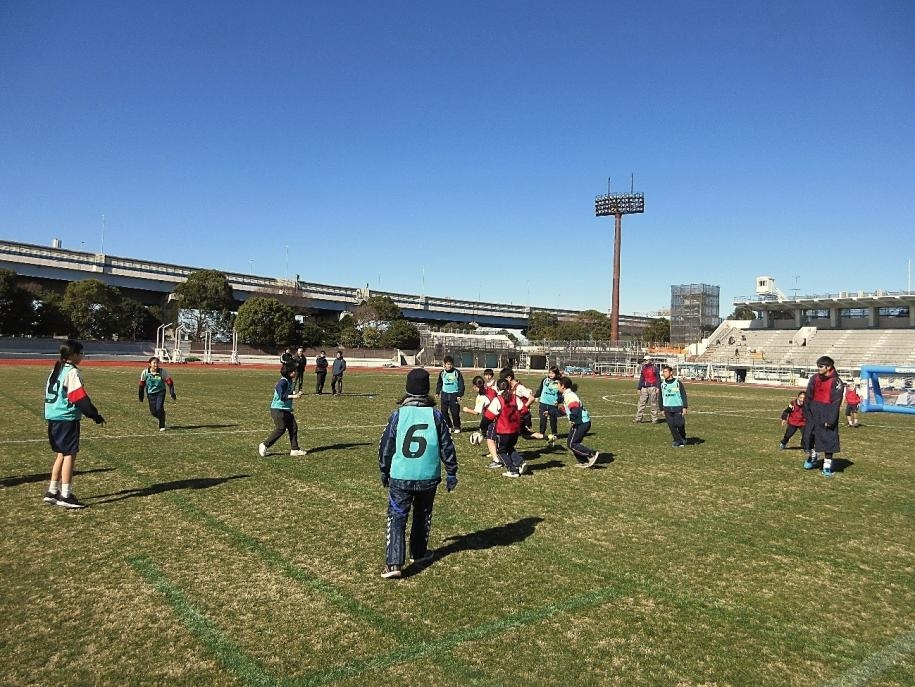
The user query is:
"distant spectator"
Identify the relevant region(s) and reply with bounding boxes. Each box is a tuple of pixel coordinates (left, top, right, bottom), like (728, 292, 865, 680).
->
(634, 356, 661, 424)
(331, 351, 347, 396)
(293, 347, 307, 392)
(314, 350, 328, 394)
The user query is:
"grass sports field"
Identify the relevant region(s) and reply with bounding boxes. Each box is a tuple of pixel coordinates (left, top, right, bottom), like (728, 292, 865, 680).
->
(1, 362, 914, 686)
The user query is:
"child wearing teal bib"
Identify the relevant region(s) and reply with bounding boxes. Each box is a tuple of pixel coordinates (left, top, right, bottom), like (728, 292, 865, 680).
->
(258, 363, 306, 457)
(43, 340, 106, 508)
(378, 369, 458, 579)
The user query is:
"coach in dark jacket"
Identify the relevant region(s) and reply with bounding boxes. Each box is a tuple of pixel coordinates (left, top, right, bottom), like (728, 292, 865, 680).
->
(314, 350, 328, 394)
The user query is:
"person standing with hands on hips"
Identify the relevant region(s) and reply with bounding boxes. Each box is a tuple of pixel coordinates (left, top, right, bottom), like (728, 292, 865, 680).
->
(378, 368, 458, 579)
(43, 339, 106, 509)
(138, 356, 176, 431)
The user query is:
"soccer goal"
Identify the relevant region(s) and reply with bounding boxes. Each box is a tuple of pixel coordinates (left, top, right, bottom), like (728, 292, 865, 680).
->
(858, 365, 915, 415)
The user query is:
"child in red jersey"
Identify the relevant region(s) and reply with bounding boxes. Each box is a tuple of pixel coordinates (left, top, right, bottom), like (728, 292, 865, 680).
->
(779, 391, 807, 450)
(845, 382, 861, 427)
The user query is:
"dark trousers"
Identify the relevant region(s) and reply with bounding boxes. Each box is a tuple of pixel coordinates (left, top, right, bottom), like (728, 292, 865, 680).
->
(440, 395, 461, 430)
(295, 368, 306, 391)
(147, 392, 166, 429)
(539, 405, 560, 435)
(264, 409, 299, 450)
(664, 409, 687, 445)
(781, 424, 808, 449)
(567, 421, 595, 462)
(386, 484, 437, 566)
(331, 374, 344, 395)
(496, 433, 523, 471)
(315, 371, 327, 393)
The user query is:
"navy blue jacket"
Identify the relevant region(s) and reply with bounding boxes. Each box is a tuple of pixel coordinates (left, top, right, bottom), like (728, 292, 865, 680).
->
(379, 395, 457, 491)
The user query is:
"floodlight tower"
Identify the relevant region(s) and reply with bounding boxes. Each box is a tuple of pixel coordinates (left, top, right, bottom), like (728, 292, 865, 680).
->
(594, 179, 645, 343)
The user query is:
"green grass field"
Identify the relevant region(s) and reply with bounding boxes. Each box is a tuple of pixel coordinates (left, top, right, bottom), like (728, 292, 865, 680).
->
(1, 363, 913, 687)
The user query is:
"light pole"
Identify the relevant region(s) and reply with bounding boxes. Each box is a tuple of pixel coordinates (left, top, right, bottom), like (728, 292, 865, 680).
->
(594, 178, 645, 343)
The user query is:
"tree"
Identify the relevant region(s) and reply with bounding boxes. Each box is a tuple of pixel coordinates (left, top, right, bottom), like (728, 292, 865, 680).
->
(554, 320, 588, 341)
(298, 321, 324, 348)
(234, 297, 296, 348)
(527, 311, 559, 341)
(354, 295, 402, 326)
(380, 319, 421, 349)
(62, 280, 123, 339)
(729, 305, 757, 320)
(0, 269, 33, 336)
(338, 325, 362, 348)
(643, 317, 670, 343)
(116, 298, 157, 341)
(361, 325, 383, 348)
(172, 270, 236, 339)
(576, 309, 612, 341)
(32, 288, 70, 337)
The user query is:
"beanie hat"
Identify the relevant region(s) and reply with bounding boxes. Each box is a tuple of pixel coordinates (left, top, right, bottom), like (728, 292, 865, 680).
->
(406, 368, 430, 395)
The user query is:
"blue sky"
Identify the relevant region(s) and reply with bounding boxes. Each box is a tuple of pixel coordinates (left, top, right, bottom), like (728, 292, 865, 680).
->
(1, 1, 913, 316)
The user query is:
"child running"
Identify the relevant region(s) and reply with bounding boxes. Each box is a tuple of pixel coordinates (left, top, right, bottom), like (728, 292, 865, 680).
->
(659, 365, 688, 448)
(461, 375, 500, 467)
(499, 368, 536, 440)
(258, 363, 306, 457)
(845, 381, 861, 427)
(378, 369, 458, 579)
(138, 356, 176, 431)
(531, 366, 562, 444)
(484, 378, 527, 477)
(43, 339, 106, 509)
(779, 391, 807, 450)
(556, 376, 600, 467)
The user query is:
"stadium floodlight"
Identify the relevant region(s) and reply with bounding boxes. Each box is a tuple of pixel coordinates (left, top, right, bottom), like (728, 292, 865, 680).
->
(594, 183, 645, 343)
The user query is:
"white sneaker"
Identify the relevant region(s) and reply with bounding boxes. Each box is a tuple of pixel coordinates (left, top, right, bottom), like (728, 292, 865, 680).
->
(587, 452, 600, 468)
(502, 471, 520, 478)
(258, 443, 267, 457)
(452, 428, 461, 434)
(159, 427, 167, 432)
(289, 449, 307, 457)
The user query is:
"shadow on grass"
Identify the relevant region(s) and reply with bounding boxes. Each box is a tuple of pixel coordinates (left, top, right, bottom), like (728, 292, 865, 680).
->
(591, 452, 615, 468)
(304, 442, 373, 455)
(528, 459, 567, 473)
(1, 467, 114, 488)
(685, 437, 705, 446)
(831, 458, 854, 473)
(165, 424, 239, 430)
(403, 516, 545, 577)
(87, 474, 250, 505)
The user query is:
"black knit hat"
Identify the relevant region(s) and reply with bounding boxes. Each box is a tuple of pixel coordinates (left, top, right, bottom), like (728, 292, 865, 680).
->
(406, 368, 430, 395)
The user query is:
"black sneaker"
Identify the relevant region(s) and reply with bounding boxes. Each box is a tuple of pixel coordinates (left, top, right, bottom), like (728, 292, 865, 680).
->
(381, 564, 402, 579)
(409, 552, 435, 565)
(56, 493, 87, 509)
(43, 491, 59, 505)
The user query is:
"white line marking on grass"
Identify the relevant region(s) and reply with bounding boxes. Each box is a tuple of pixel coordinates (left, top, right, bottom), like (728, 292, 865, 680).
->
(0, 423, 390, 445)
(822, 625, 915, 687)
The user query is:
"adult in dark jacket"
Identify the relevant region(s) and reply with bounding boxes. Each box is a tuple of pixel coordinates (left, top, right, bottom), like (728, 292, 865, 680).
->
(293, 347, 307, 392)
(314, 350, 328, 394)
(803, 355, 844, 477)
(378, 369, 458, 578)
(331, 351, 347, 396)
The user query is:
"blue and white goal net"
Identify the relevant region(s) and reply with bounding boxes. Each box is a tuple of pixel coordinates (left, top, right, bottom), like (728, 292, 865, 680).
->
(859, 365, 915, 415)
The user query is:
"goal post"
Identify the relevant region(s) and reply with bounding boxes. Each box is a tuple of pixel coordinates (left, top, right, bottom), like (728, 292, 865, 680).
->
(858, 365, 915, 415)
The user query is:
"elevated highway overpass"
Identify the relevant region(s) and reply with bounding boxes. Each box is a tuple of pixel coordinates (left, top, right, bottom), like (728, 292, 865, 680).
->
(1, 239, 654, 332)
